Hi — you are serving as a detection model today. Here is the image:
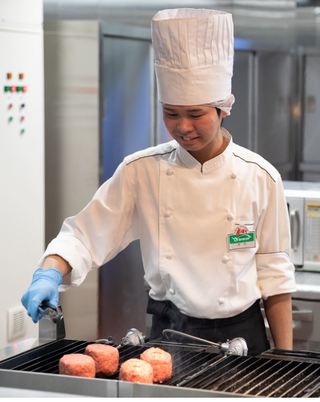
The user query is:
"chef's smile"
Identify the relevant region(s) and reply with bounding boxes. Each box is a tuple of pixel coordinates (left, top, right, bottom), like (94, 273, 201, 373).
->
(162, 104, 227, 163)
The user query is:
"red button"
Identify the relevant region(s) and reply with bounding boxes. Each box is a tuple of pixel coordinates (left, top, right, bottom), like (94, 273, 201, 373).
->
(22, 86, 27, 93)
(11, 86, 17, 93)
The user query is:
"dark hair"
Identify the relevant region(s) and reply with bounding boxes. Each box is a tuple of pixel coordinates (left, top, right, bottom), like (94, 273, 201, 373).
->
(216, 108, 224, 127)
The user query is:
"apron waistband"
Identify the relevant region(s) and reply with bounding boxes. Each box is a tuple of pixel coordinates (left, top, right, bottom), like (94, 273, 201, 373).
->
(147, 298, 261, 329)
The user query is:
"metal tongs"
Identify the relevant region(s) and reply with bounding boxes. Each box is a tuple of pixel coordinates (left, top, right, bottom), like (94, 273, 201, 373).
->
(38, 302, 65, 341)
(162, 329, 248, 356)
(96, 328, 146, 348)
(39, 302, 64, 323)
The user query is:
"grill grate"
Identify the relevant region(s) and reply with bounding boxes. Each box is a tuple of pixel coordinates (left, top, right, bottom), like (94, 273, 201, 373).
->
(1, 339, 320, 397)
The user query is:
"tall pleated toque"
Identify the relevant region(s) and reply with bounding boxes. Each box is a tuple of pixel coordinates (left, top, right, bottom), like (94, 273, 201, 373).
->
(151, 8, 234, 105)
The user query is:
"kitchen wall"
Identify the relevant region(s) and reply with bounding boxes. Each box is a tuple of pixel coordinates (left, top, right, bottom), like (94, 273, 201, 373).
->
(0, 0, 44, 350)
(44, 21, 100, 340)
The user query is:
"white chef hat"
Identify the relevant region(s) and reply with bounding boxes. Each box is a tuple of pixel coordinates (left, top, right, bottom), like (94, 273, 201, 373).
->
(151, 8, 234, 109)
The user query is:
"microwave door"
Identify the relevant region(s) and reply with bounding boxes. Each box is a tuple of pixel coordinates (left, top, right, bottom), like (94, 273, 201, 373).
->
(288, 197, 304, 267)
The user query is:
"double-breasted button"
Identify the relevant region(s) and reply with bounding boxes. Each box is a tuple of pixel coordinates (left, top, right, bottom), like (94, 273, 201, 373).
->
(231, 173, 237, 179)
(218, 297, 224, 305)
(166, 169, 174, 176)
(166, 255, 172, 260)
(226, 213, 234, 221)
(169, 288, 175, 295)
(222, 255, 230, 263)
(164, 211, 171, 218)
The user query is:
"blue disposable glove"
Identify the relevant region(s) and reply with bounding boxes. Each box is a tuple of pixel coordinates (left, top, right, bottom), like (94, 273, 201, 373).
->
(21, 268, 63, 323)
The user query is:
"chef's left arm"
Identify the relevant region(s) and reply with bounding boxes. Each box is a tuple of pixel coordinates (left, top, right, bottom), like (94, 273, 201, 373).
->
(255, 173, 296, 350)
(263, 293, 292, 349)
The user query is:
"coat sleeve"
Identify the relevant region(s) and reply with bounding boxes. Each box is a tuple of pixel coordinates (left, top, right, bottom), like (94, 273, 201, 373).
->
(40, 161, 138, 289)
(255, 175, 296, 298)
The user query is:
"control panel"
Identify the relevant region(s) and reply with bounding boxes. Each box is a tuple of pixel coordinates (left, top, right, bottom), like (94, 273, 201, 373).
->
(3, 71, 28, 135)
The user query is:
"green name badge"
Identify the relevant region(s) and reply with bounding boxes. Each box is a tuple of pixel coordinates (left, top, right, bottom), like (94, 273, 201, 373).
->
(228, 231, 256, 250)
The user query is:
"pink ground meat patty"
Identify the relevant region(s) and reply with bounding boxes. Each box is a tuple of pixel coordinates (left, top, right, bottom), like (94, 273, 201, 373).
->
(140, 347, 173, 383)
(59, 353, 96, 378)
(120, 358, 153, 384)
(84, 343, 119, 376)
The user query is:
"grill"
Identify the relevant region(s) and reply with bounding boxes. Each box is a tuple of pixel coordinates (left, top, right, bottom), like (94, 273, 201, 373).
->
(1, 337, 320, 397)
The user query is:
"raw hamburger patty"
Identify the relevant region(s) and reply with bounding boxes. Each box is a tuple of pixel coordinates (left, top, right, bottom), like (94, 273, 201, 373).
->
(120, 358, 153, 384)
(140, 347, 173, 383)
(59, 353, 96, 378)
(85, 343, 119, 376)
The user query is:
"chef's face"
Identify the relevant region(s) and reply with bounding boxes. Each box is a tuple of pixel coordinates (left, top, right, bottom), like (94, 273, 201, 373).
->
(162, 104, 227, 164)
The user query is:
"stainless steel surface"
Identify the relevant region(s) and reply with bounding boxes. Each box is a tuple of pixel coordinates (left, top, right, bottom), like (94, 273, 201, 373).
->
(302, 55, 320, 181)
(0, 386, 80, 398)
(291, 271, 320, 351)
(0, 369, 118, 397)
(162, 329, 248, 356)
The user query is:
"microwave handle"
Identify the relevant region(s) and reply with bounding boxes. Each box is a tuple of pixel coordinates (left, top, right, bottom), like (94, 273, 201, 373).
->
(290, 209, 300, 251)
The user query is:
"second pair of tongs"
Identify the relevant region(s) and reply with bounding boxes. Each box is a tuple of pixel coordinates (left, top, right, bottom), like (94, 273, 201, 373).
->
(162, 329, 248, 356)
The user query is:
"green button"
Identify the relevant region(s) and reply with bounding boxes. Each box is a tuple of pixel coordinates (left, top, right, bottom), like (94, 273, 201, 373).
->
(4, 86, 11, 92)
(17, 86, 23, 92)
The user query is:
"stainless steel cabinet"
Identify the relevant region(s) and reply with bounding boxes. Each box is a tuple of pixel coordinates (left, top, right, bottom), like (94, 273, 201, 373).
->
(256, 52, 297, 180)
(302, 55, 320, 181)
(225, 51, 298, 180)
(99, 33, 154, 341)
(224, 51, 254, 149)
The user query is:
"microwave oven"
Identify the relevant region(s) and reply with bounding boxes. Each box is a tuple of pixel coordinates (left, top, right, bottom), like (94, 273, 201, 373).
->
(284, 181, 320, 272)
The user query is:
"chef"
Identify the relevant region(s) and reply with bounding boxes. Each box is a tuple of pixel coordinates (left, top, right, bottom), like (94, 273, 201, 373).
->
(21, 8, 296, 355)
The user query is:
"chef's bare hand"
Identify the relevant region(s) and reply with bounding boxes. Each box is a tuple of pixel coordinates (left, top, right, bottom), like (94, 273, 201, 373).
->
(21, 268, 63, 323)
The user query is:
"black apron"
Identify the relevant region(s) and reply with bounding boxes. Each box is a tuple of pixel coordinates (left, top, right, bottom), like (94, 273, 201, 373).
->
(147, 298, 270, 355)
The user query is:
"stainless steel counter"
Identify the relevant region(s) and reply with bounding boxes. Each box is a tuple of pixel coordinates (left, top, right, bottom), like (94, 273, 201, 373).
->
(0, 386, 81, 397)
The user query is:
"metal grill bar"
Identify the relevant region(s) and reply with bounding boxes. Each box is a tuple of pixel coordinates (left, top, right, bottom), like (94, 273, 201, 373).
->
(180, 356, 247, 389)
(172, 354, 227, 387)
(301, 380, 320, 398)
(251, 361, 306, 396)
(215, 357, 280, 393)
(292, 367, 320, 398)
(2, 340, 320, 397)
(0, 340, 89, 371)
(238, 360, 299, 396)
(279, 365, 320, 397)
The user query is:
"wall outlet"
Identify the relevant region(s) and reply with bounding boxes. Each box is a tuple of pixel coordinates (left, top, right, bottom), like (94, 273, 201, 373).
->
(7, 306, 26, 341)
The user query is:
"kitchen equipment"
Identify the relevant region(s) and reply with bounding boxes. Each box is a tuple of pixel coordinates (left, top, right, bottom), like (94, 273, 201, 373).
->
(162, 329, 248, 356)
(284, 181, 320, 272)
(39, 303, 64, 324)
(1, 329, 320, 397)
(38, 304, 65, 342)
(95, 328, 145, 348)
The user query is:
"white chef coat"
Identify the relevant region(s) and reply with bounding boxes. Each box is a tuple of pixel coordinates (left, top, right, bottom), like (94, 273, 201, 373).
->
(42, 130, 296, 319)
